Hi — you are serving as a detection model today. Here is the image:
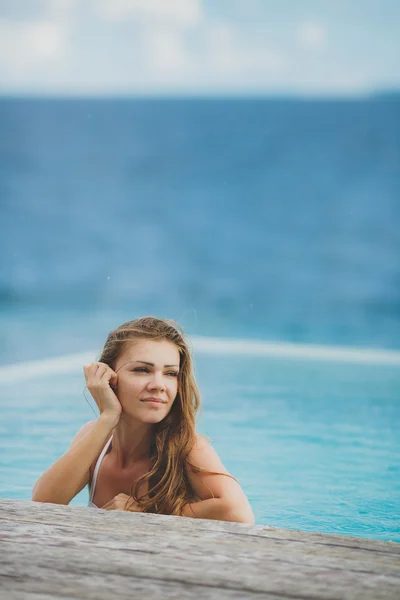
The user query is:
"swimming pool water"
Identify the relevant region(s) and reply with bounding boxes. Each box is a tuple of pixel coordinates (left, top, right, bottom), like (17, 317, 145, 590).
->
(1, 352, 399, 542)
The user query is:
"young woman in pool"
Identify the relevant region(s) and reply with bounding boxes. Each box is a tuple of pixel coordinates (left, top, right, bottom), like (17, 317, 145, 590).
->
(32, 317, 254, 523)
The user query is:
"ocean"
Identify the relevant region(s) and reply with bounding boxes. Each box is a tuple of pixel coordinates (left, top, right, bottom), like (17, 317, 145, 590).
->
(1, 97, 399, 363)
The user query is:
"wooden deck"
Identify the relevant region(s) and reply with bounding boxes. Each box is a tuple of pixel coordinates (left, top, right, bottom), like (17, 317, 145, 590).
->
(1, 499, 399, 599)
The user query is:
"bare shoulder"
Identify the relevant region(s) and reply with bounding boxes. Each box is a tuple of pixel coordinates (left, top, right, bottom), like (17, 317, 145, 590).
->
(193, 432, 211, 449)
(188, 433, 230, 474)
(190, 433, 213, 456)
(187, 434, 254, 523)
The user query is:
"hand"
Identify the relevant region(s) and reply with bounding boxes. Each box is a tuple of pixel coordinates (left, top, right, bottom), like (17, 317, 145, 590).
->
(101, 493, 142, 512)
(83, 362, 121, 423)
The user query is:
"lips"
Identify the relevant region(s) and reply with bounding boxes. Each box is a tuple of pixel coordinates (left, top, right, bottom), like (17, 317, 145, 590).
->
(140, 397, 167, 404)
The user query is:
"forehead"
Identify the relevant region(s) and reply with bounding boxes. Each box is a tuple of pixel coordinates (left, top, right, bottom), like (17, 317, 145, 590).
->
(117, 338, 180, 366)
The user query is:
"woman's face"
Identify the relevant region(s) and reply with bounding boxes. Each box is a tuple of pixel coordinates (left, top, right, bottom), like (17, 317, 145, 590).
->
(114, 338, 180, 424)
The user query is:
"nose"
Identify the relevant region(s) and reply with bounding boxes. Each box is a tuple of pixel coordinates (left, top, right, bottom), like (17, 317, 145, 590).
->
(147, 371, 166, 392)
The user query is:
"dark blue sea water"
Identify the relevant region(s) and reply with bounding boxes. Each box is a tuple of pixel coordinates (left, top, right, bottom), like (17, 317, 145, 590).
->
(1, 97, 400, 363)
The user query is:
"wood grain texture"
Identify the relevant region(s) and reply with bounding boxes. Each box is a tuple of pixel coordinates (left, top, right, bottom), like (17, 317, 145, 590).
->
(1, 499, 399, 600)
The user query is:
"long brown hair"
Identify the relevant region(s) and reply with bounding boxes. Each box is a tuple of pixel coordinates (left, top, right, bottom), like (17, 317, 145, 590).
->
(98, 316, 202, 515)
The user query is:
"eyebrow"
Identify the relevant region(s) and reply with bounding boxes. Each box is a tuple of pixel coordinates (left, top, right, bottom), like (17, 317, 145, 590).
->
(134, 360, 179, 368)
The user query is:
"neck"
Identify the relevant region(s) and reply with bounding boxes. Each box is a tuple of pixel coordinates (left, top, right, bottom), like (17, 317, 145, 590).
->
(111, 415, 154, 469)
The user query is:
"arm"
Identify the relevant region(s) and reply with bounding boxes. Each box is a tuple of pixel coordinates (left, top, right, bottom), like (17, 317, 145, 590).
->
(182, 435, 254, 524)
(32, 361, 121, 505)
(32, 415, 117, 505)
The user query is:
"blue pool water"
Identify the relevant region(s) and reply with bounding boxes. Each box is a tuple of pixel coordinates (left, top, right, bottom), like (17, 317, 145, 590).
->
(1, 348, 399, 542)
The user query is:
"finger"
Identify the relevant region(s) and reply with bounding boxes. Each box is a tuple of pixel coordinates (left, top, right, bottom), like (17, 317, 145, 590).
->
(86, 364, 99, 383)
(117, 493, 131, 509)
(92, 362, 108, 376)
(99, 368, 113, 383)
(97, 361, 112, 370)
(109, 369, 118, 387)
(99, 367, 118, 387)
(126, 501, 140, 512)
(89, 364, 109, 386)
(90, 361, 108, 373)
(84, 365, 97, 386)
(83, 364, 96, 377)
(123, 496, 138, 511)
(125, 498, 134, 510)
(101, 493, 127, 510)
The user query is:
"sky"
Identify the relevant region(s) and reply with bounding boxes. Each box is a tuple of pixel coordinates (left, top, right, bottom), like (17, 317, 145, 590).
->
(0, 0, 399, 96)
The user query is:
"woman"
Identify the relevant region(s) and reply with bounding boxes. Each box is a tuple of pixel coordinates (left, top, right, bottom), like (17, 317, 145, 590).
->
(32, 317, 254, 523)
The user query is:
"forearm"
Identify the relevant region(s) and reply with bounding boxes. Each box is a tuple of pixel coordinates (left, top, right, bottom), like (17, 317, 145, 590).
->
(32, 415, 116, 505)
(182, 498, 254, 523)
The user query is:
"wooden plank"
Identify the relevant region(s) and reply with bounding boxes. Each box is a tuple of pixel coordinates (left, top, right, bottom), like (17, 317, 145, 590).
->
(0, 575, 278, 600)
(2, 499, 398, 555)
(2, 519, 400, 573)
(1, 499, 399, 600)
(2, 537, 400, 600)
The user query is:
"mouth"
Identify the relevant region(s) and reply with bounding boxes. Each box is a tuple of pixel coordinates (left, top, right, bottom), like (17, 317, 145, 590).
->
(140, 398, 167, 404)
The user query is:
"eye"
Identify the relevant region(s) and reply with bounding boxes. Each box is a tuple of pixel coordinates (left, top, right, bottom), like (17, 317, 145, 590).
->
(133, 367, 149, 373)
(166, 371, 179, 377)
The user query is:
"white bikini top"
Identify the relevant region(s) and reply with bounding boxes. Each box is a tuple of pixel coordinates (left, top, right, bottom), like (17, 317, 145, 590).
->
(88, 435, 113, 508)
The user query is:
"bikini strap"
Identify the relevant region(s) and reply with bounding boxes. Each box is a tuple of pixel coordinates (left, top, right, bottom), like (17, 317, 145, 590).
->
(89, 435, 113, 503)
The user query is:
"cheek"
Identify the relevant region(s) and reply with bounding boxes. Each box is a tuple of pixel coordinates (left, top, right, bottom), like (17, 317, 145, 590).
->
(169, 380, 179, 398)
(119, 377, 142, 395)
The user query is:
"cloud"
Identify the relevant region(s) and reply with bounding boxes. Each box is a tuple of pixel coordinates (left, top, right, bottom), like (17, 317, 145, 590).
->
(297, 20, 327, 49)
(0, 7, 286, 93)
(97, 0, 203, 28)
(1, 2, 395, 95)
(0, 1, 75, 79)
(45, 0, 77, 16)
(139, 27, 190, 76)
(129, 20, 286, 91)
(205, 22, 285, 77)
(0, 0, 78, 22)
(0, 18, 67, 71)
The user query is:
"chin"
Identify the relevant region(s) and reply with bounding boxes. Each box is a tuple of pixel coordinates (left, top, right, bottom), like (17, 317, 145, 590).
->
(129, 411, 169, 425)
(144, 412, 169, 424)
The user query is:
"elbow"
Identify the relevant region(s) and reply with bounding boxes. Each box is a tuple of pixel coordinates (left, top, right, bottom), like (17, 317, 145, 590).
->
(242, 512, 255, 525)
(32, 494, 66, 505)
(31, 483, 49, 503)
(31, 484, 65, 505)
(231, 510, 255, 525)
(31, 489, 49, 503)
(31, 484, 42, 502)
(224, 503, 255, 525)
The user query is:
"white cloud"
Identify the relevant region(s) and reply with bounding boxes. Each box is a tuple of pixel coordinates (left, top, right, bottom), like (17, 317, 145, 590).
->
(298, 21, 327, 49)
(0, 18, 67, 71)
(0, 3, 394, 96)
(45, 0, 77, 15)
(140, 27, 190, 75)
(0, 1, 76, 79)
(130, 21, 286, 90)
(205, 22, 285, 78)
(205, 22, 236, 72)
(0, 8, 310, 94)
(97, 0, 203, 28)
